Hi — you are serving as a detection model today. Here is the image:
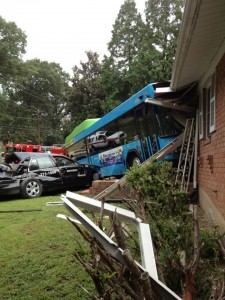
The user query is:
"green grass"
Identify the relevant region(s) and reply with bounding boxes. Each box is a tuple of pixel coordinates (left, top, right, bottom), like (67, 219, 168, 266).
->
(0, 193, 95, 300)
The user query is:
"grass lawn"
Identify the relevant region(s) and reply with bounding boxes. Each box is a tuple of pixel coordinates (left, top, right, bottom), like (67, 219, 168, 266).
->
(0, 192, 95, 300)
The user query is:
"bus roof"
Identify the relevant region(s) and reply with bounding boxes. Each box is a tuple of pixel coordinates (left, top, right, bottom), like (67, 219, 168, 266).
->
(73, 83, 155, 144)
(65, 118, 100, 148)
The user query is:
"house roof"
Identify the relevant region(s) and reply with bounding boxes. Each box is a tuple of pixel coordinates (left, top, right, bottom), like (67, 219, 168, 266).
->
(171, 0, 225, 90)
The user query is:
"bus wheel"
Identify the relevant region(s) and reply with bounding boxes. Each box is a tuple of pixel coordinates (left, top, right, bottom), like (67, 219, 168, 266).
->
(127, 155, 141, 169)
(21, 178, 42, 199)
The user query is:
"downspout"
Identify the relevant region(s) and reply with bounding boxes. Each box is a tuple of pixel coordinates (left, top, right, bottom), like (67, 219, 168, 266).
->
(193, 110, 198, 189)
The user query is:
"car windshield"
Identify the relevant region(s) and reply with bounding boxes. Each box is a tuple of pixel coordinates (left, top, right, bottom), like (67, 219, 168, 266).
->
(105, 131, 114, 137)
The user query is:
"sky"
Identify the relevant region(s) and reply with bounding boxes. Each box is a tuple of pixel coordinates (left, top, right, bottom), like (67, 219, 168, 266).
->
(1, 0, 146, 75)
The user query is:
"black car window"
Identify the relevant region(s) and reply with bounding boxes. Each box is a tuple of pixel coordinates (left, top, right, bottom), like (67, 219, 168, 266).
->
(54, 156, 76, 167)
(105, 131, 114, 137)
(29, 158, 39, 171)
(16, 158, 30, 175)
(36, 157, 55, 169)
(98, 135, 106, 141)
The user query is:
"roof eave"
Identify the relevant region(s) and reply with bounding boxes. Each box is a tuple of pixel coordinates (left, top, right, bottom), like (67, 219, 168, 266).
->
(171, 0, 201, 90)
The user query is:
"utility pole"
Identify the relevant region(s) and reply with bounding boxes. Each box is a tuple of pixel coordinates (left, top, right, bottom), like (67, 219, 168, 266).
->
(37, 110, 41, 145)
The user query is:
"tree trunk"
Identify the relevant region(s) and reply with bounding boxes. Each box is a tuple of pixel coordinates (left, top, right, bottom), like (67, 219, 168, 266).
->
(183, 272, 196, 300)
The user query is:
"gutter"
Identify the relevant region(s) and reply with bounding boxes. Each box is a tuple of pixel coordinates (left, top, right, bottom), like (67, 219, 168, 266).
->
(170, 0, 202, 90)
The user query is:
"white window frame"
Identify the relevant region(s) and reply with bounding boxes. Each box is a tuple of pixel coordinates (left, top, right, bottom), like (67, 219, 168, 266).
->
(207, 73, 216, 134)
(199, 94, 203, 139)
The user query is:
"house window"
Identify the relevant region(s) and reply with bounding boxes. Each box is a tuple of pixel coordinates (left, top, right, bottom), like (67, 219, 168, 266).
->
(199, 94, 203, 139)
(206, 73, 216, 135)
(200, 73, 216, 139)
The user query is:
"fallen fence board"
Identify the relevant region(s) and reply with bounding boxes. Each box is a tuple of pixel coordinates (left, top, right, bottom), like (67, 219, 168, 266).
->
(62, 197, 182, 300)
(63, 191, 142, 224)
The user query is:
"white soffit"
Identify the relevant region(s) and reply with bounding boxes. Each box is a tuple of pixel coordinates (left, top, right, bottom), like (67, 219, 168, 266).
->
(171, 0, 225, 90)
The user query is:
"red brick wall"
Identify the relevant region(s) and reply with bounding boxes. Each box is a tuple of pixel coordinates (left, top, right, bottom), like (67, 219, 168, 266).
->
(79, 179, 125, 199)
(198, 53, 225, 219)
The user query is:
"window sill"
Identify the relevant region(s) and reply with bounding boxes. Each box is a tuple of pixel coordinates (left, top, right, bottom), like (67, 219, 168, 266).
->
(203, 136, 211, 146)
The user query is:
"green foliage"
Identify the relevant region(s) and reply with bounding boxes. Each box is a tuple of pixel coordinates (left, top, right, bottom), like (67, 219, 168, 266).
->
(126, 160, 191, 286)
(194, 229, 225, 299)
(2, 59, 70, 144)
(68, 51, 105, 126)
(144, 0, 184, 81)
(0, 16, 26, 84)
(100, 55, 128, 114)
(107, 0, 145, 71)
(126, 160, 189, 294)
(200, 229, 222, 261)
(126, 160, 225, 297)
(1, 1, 185, 145)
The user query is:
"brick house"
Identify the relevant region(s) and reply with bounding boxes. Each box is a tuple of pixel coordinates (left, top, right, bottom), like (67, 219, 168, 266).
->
(170, 0, 225, 231)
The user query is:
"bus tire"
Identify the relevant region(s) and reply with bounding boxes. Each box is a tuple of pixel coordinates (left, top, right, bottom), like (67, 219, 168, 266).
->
(20, 178, 42, 199)
(127, 155, 141, 169)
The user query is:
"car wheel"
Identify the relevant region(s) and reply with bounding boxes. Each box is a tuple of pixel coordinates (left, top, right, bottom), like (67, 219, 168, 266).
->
(93, 172, 99, 181)
(20, 178, 43, 199)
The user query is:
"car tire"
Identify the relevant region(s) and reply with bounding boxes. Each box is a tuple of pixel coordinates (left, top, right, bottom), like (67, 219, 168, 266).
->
(20, 178, 43, 199)
(93, 172, 99, 181)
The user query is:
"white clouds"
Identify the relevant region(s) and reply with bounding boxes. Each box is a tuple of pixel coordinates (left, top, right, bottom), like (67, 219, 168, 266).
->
(1, 0, 145, 75)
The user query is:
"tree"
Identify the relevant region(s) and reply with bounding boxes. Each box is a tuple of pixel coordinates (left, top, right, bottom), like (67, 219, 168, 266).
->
(101, 0, 146, 108)
(107, 0, 145, 71)
(0, 16, 26, 85)
(126, 0, 184, 92)
(100, 55, 126, 114)
(143, 0, 184, 81)
(127, 41, 162, 93)
(0, 92, 13, 143)
(68, 51, 105, 128)
(5, 59, 70, 145)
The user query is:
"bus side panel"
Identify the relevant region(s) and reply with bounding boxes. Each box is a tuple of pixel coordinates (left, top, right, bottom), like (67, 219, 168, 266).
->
(157, 136, 180, 160)
(78, 147, 125, 177)
(122, 140, 143, 162)
(78, 140, 143, 178)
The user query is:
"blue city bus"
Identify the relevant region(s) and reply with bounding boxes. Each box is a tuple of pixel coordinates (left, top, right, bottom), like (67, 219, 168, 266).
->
(67, 83, 184, 178)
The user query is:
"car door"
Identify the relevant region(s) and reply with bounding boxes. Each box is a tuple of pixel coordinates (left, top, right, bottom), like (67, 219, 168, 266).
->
(29, 156, 62, 188)
(53, 156, 81, 187)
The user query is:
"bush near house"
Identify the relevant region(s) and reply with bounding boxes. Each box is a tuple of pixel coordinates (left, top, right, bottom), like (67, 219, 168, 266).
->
(126, 160, 225, 299)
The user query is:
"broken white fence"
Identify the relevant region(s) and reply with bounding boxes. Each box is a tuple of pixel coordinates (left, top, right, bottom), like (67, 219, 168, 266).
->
(59, 191, 182, 300)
